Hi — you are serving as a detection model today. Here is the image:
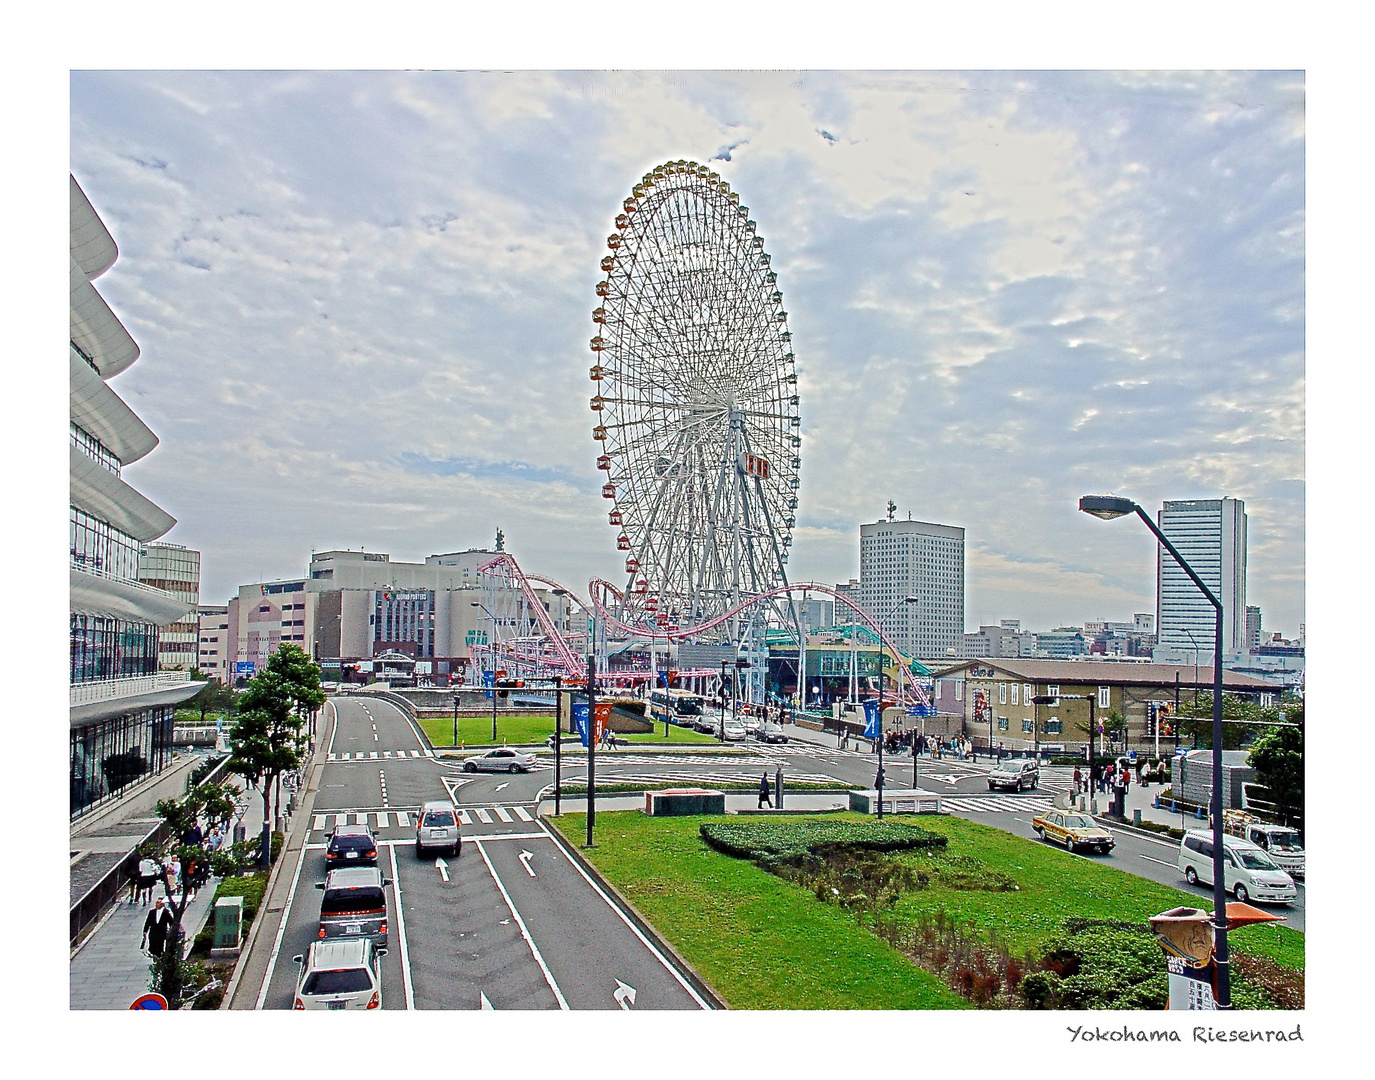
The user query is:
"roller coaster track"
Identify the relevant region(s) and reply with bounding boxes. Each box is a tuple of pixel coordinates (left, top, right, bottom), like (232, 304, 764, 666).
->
(478, 554, 931, 707)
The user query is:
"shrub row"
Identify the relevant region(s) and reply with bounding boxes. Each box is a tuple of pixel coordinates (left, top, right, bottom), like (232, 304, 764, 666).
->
(700, 818, 947, 865)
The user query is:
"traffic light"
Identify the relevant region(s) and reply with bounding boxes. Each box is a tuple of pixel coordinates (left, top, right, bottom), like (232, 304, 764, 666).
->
(494, 678, 525, 698)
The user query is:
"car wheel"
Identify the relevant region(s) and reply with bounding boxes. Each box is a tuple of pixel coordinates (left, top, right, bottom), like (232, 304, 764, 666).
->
(509, 764, 518, 774)
(781, 738, 788, 743)
(1029, 780, 1037, 790)
(463, 762, 476, 773)
(1064, 835, 1074, 852)
(1184, 866, 1198, 886)
(1234, 883, 1249, 903)
(988, 782, 995, 790)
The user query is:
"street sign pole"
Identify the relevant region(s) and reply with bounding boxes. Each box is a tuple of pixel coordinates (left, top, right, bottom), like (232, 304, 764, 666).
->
(586, 655, 596, 848)
(553, 674, 562, 817)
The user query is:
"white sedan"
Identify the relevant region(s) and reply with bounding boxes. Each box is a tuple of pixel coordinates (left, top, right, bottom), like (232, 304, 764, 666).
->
(722, 721, 748, 741)
(462, 748, 537, 773)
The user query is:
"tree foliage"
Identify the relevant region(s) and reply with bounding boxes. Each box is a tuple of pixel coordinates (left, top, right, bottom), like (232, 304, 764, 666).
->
(1248, 699, 1304, 827)
(150, 783, 221, 1008)
(1168, 692, 1273, 750)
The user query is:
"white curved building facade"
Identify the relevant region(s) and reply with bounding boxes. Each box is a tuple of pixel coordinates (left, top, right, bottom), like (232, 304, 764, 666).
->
(69, 175, 200, 819)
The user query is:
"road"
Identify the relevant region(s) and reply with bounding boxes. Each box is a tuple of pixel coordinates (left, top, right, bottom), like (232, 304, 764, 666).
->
(253, 696, 711, 1010)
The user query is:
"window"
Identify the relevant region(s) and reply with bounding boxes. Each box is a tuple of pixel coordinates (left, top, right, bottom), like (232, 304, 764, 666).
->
(997, 716, 1008, 731)
(1098, 686, 1111, 709)
(1048, 685, 1059, 698)
(1024, 684, 1033, 704)
(1009, 683, 1019, 705)
(954, 681, 963, 702)
(998, 682, 1007, 704)
(1045, 717, 1061, 734)
(1021, 718, 1033, 733)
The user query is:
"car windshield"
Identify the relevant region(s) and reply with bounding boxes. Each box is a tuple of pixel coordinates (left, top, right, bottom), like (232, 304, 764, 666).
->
(303, 968, 373, 995)
(1233, 847, 1279, 871)
(321, 887, 385, 914)
(1063, 815, 1094, 829)
(423, 811, 455, 827)
(331, 835, 374, 852)
(1267, 831, 1303, 852)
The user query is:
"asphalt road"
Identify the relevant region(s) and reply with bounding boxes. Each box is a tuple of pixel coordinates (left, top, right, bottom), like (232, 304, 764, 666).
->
(254, 697, 710, 1010)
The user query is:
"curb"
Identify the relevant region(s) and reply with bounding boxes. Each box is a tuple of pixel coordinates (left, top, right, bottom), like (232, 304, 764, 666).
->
(540, 816, 728, 1010)
(221, 704, 333, 1009)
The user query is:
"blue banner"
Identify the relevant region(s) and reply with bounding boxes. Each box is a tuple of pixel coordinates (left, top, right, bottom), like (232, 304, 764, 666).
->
(571, 700, 591, 748)
(862, 699, 881, 739)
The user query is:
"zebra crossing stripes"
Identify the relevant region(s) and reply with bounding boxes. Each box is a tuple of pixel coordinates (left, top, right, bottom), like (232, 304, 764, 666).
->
(454, 805, 535, 825)
(941, 795, 1054, 814)
(312, 810, 413, 831)
(327, 749, 431, 761)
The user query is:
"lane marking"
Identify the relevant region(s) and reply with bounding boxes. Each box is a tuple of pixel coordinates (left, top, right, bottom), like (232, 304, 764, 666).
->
(493, 806, 513, 823)
(613, 979, 636, 1010)
(472, 837, 569, 1010)
(518, 850, 536, 877)
(376, 811, 390, 830)
(512, 806, 533, 822)
(325, 698, 340, 757)
(436, 857, 450, 883)
(476, 809, 493, 824)
(395, 811, 410, 828)
(481, 992, 494, 1010)
(458, 809, 473, 825)
(1139, 854, 1178, 868)
(495, 782, 510, 792)
(254, 825, 310, 1010)
(313, 815, 326, 831)
(388, 843, 415, 1010)
(538, 819, 712, 1009)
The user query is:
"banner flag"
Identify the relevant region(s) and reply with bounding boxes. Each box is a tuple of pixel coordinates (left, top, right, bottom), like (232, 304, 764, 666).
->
(862, 699, 881, 739)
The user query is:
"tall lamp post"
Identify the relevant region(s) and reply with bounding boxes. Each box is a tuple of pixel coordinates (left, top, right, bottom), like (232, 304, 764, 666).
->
(731, 657, 750, 739)
(874, 596, 919, 820)
(1080, 493, 1231, 1009)
(718, 659, 729, 741)
(471, 602, 499, 741)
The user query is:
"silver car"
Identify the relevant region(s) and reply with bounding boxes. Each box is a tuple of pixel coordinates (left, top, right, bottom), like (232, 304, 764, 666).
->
(462, 748, 537, 773)
(416, 800, 460, 857)
(988, 757, 1039, 791)
(722, 721, 748, 741)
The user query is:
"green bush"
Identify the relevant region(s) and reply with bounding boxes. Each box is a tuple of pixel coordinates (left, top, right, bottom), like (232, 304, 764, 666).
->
(700, 819, 947, 865)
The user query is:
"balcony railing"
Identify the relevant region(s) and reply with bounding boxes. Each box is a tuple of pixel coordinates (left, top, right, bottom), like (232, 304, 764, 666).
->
(70, 671, 199, 708)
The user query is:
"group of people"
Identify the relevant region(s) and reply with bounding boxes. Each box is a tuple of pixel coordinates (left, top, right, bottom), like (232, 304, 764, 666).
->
(129, 817, 229, 958)
(878, 731, 973, 760)
(1071, 759, 1142, 796)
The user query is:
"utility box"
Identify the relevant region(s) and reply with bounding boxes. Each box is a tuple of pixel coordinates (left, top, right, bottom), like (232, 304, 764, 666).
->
(849, 789, 942, 815)
(211, 895, 243, 957)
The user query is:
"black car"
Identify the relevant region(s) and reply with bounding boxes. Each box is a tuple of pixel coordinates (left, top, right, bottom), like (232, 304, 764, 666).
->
(325, 823, 378, 870)
(756, 723, 789, 744)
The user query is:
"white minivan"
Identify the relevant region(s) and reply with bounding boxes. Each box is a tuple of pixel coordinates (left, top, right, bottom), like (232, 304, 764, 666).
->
(1177, 829, 1297, 905)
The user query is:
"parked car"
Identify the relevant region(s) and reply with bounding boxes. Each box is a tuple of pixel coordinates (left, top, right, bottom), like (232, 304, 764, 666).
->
(325, 823, 378, 871)
(462, 748, 537, 773)
(987, 758, 1039, 791)
(1177, 829, 1297, 905)
(741, 715, 763, 736)
(416, 800, 461, 858)
(756, 723, 789, 744)
(1031, 810, 1115, 854)
(722, 721, 748, 741)
(692, 715, 719, 734)
(316, 866, 391, 945)
(292, 938, 385, 1010)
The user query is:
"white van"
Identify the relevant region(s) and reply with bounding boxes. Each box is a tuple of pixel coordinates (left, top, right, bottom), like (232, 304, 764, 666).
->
(1177, 829, 1297, 905)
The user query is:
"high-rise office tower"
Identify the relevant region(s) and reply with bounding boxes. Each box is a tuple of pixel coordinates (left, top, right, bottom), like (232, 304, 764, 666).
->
(1156, 498, 1247, 662)
(859, 519, 965, 657)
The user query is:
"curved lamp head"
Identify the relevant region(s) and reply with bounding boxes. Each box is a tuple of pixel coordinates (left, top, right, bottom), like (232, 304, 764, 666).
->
(1079, 494, 1137, 520)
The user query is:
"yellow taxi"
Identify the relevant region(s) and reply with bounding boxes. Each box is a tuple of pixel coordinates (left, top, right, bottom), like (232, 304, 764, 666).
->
(1031, 809, 1115, 855)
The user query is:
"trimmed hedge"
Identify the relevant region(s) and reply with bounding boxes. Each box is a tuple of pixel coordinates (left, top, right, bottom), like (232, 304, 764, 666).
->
(701, 819, 947, 865)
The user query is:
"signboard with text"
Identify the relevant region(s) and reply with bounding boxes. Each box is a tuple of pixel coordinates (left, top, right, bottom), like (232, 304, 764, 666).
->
(571, 701, 612, 747)
(234, 662, 255, 676)
(862, 699, 881, 739)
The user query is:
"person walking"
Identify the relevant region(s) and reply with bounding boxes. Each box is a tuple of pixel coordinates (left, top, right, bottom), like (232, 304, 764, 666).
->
(142, 897, 174, 958)
(758, 772, 773, 809)
(137, 854, 161, 906)
(1073, 765, 1082, 795)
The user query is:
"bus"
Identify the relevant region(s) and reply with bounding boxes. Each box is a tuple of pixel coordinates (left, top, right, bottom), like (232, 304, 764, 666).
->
(647, 688, 706, 726)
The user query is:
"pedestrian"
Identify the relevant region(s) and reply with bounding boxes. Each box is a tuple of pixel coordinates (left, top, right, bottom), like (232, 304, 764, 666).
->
(137, 854, 160, 905)
(1073, 765, 1082, 795)
(142, 897, 174, 958)
(181, 820, 203, 849)
(758, 772, 773, 809)
(207, 826, 224, 852)
(126, 860, 141, 905)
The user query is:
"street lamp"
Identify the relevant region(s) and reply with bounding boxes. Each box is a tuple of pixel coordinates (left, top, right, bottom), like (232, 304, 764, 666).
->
(472, 602, 499, 741)
(1079, 493, 1231, 1009)
(874, 596, 919, 820)
(729, 657, 750, 740)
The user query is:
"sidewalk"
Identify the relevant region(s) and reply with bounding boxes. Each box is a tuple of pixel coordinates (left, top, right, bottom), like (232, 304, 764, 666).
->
(69, 770, 270, 1010)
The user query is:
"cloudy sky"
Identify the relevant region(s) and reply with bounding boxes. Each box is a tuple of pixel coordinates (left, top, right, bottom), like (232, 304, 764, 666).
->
(69, 69, 1305, 635)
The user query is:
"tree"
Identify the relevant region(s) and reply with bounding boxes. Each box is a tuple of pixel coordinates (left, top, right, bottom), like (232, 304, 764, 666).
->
(1171, 693, 1275, 750)
(150, 784, 221, 1008)
(1248, 700, 1304, 828)
(227, 643, 324, 866)
(186, 677, 238, 724)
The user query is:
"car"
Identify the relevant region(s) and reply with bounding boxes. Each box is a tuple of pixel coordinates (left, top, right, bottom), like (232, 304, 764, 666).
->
(692, 715, 719, 734)
(462, 748, 537, 773)
(316, 866, 391, 945)
(756, 723, 788, 744)
(292, 937, 385, 1010)
(1031, 810, 1115, 854)
(325, 822, 378, 871)
(741, 715, 763, 736)
(722, 721, 748, 741)
(987, 758, 1039, 791)
(1178, 829, 1296, 905)
(416, 800, 461, 858)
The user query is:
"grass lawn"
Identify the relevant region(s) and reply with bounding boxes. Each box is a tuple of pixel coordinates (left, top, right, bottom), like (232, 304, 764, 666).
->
(551, 810, 1302, 1010)
(420, 714, 725, 747)
(550, 811, 968, 1010)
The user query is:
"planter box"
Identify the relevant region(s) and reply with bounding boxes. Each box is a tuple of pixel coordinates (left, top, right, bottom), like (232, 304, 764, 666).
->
(849, 789, 942, 815)
(644, 788, 725, 816)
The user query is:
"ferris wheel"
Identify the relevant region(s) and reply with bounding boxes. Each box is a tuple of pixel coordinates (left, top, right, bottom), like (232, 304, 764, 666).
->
(589, 159, 801, 638)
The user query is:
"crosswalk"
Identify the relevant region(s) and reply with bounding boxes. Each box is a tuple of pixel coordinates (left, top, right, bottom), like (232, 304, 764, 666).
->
(593, 768, 840, 786)
(310, 804, 538, 836)
(327, 748, 434, 761)
(940, 794, 1055, 814)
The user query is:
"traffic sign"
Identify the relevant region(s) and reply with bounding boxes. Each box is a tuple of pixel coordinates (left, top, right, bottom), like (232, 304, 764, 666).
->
(130, 992, 168, 1010)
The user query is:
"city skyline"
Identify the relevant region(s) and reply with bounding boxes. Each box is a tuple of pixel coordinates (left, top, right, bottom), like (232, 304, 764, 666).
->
(69, 69, 1305, 636)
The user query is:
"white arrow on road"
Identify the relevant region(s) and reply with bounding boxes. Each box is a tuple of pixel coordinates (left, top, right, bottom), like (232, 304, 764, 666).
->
(927, 774, 963, 785)
(518, 850, 536, 877)
(613, 979, 637, 1010)
(495, 782, 510, 791)
(435, 857, 450, 882)
(480, 992, 494, 1010)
